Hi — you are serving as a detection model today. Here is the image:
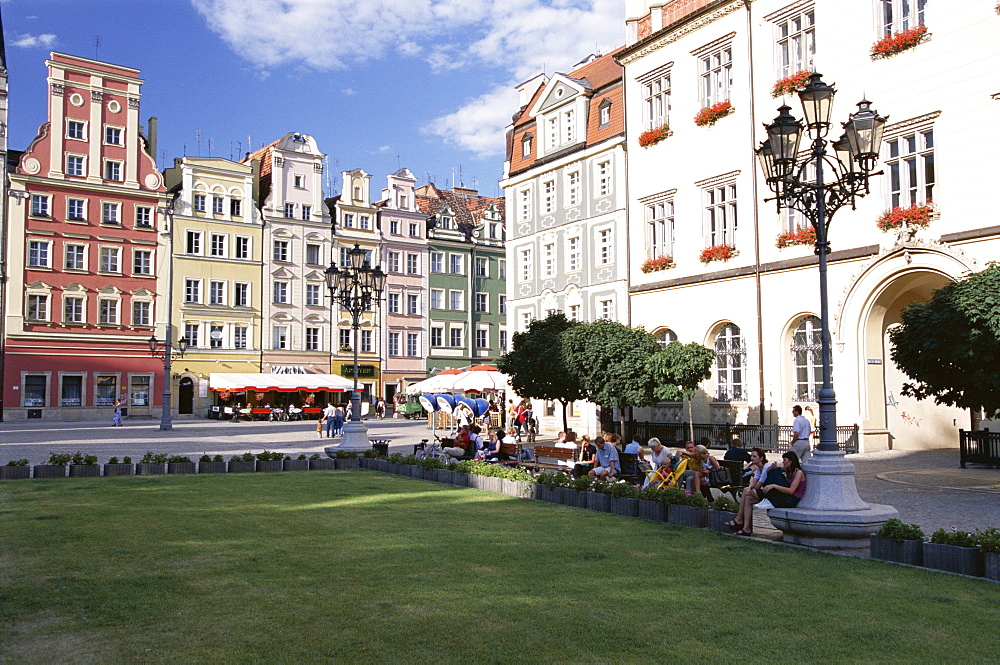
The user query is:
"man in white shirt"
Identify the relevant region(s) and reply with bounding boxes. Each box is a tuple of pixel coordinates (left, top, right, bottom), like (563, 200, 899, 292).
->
(323, 403, 337, 438)
(790, 405, 812, 461)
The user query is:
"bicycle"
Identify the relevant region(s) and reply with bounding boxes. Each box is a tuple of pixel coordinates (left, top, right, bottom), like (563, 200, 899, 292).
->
(414, 437, 449, 462)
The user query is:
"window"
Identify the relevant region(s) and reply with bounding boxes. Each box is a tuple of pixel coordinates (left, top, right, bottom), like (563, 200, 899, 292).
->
(66, 244, 87, 272)
(104, 126, 122, 145)
(406, 332, 418, 357)
(31, 194, 50, 217)
(273, 282, 289, 304)
(306, 283, 321, 306)
(294, 174, 304, 188)
(520, 248, 533, 281)
(23, 375, 46, 407)
(339, 247, 351, 268)
(360, 215, 370, 230)
(499, 330, 507, 351)
(388, 293, 401, 314)
(568, 304, 580, 321)
(135, 206, 152, 227)
(475, 293, 488, 313)
(28, 240, 51, 268)
(209, 325, 224, 349)
(104, 161, 122, 182)
(499, 259, 506, 279)
(273, 240, 289, 262)
(881, 0, 925, 35)
(599, 100, 612, 127)
(521, 311, 532, 331)
(102, 202, 120, 225)
(234, 282, 249, 307)
(543, 180, 556, 213)
(499, 295, 506, 314)
(235, 236, 250, 260)
(67, 120, 85, 140)
(598, 229, 613, 265)
(450, 328, 463, 347)
(66, 155, 85, 176)
(522, 134, 532, 158)
(407, 294, 418, 315)
(406, 253, 418, 274)
(387, 251, 400, 273)
(64, 297, 84, 323)
(61, 375, 82, 407)
(306, 244, 321, 265)
(184, 323, 199, 347)
(776, 9, 815, 78)
(302, 205, 312, 221)
(705, 182, 738, 247)
(184, 279, 201, 303)
(599, 299, 614, 320)
(596, 160, 612, 197)
(430, 289, 444, 310)
(567, 237, 581, 271)
(390, 220, 400, 235)
(475, 256, 488, 277)
(272, 326, 289, 350)
(489, 223, 499, 239)
(213, 196, 224, 215)
(647, 200, 675, 259)
(27, 294, 48, 321)
(792, 317, 822, 401)
(566, 171, 581, 206)
(450, 291, 464, 311)
(409, 222, 419, 237)
(133, 249, 152, 275)
(283, 203, 295, 219)
(339, 329, 352, 349)
(186, 230, 202, 255)
(130, 376, 150, 407)
(547, 116, 559, 150)
(211, 233, 227, 257)
(194, 194, 206, 212)
(98, 298, 119, 325)
(67, 198, 86, 220)
(476, 328, 488, 349)
(430, 252, 444, 273)
(306, 327, 320, 351)
(100, 247, 120, 273)
(132, 300, 151, 326)
(210, 280, 226, 305)
(563, 109, 576, 143)
(715, 324, 746, 401)
(388, 332, 400, 356)
(343, 213, 354, 228)
(431, 328, 443, 347)
(656, 329, 678, 348)
(233, 326, 247, 349)
(541, 243, 556, 277)
(519, 188, 532, 221)
(887, 129, 934, 208)
(701, 46, 732, 107)
(361, 330, 372, 353)
(450, 255, 463, 275)
(231, 199, 242, 217)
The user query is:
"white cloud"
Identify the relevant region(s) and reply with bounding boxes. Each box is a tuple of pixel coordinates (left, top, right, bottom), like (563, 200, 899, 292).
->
(374, 145, 391, 153)
(12, 33, 57, 48)
(423, 84, 519, 159)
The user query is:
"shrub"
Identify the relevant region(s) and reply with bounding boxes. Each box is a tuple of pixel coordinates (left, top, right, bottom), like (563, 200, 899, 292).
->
(46, 453, 73, 466)
(256, 450, 284, 461)
(930, 528, 977, 548)
(711, 495, 738, 512)
(140, 452, 168, 464)
(571, 475, 594, 492)
(387, 453, 404, 463)
(974, 528, 1000, 553)
(241, 452, 256, 462)
(334, 451, 359, 460)
(108, 457, 120, 465)
(876, 518, 925, 542)
(199, 454, 212, 464)
(659, 487, 689, 506)
(606, 481, 641, 499)
(310, 453, 323, 461)
(682, 493, 709, 508)
(535, 471, 572, 488)
(6, 459, 29, 467)
(123, 456, 132, 464)
(297, 454, 308, 461)
(213, 454, 224, 463)
(167, 455, 192, 464)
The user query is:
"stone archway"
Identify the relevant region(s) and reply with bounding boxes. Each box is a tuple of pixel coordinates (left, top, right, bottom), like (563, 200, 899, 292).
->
(178, 377, 194, 415)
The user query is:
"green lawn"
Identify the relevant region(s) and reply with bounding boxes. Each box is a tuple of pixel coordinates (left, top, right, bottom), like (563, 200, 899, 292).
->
(1, 471, 997, 663)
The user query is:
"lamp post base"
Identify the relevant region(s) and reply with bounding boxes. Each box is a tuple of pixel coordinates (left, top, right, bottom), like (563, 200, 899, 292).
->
(766, 449, 898, 554)
(325, 420, 370, 455)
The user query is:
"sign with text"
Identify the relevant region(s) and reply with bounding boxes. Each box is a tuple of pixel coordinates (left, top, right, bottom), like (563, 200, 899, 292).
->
(340, 364, 376, 378)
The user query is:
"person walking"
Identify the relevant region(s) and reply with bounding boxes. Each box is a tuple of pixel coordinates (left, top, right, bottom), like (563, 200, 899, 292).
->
(324, 403, 337, 438)
(333, 406, 345, 436)
(790, 405, 812, 461)
(112, 398, 123, 427)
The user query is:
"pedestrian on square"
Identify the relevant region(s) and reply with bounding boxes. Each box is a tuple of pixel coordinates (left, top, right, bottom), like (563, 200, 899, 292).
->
(333, 406, 345, 436)
(324, 403, 337, 438)
(112, 399, 123, 427)
(790, 405, 812, 461)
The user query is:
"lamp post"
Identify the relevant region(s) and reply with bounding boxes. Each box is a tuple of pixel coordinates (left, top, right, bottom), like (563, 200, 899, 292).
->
(324, 243, 386, 453)
(148, 333, 186, 431)
(756, 73, 897, 551)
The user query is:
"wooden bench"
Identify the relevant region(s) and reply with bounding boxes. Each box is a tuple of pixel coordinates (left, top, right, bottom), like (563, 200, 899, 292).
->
(527, 445, 578, 473)
(499, 442, 522, 466)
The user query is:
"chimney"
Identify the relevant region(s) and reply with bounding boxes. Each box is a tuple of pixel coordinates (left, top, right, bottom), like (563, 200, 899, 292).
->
(147, 116, 158, 166)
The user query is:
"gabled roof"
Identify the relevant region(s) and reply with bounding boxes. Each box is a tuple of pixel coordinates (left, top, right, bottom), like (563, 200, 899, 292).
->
(415, 183, 505, 238)
(243, 139, 279, 206)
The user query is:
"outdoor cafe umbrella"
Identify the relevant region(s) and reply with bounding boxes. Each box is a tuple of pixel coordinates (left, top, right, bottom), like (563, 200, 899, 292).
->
(447, 365, 512, 393)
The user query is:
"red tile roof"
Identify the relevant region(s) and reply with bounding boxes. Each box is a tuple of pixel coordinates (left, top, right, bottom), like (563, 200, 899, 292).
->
(415, 183, 506, 229)
(243, 140, 279, 206)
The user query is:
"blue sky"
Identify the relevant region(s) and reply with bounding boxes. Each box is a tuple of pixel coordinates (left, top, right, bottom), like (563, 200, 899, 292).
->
(2, 0, 625, 200)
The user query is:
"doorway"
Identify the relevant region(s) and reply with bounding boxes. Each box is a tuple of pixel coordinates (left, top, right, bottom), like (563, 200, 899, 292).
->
(178, 377, 194, 415)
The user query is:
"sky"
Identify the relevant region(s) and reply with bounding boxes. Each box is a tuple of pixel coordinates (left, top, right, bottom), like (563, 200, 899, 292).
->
(2, 0, 626, 200)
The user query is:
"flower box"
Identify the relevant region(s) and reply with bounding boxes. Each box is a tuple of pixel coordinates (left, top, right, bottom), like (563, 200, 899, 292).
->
(437, 469, 455, 484)
(1, 466, 31, 480)
(922, 542, 983, 577)
(256, 460, 283, 472)
(984, 551, 1000, 582)
(586, 491, 610, 513)
(870, 534, 923, 566)
(609, 496, 639, 518)
(876, 204, 933, 232)
(699, 244, 737, 264)
(565, 489, 588, 509)
(103, 463, 134, 477)
(694, 100, 733, 127)
(667, 504, 708, 528)
(871, 25, 927, 60)
(228, 460, 257, 473)
(708, 508, 737, 533)
(167, 462, 197, 475)
(283, 459, 309, 472)
(638, 123, 672, 148)
(68, 464, 100, 478)
(638, 499, 665, 521)
(776, 226, 816, 249)
(135, 463, 167, 476)
(771, 70, 812, 98)
(197, 462, 228, 474)
(641, 256, 675, 273)
(453, 472, 470, 487)
(335, 458, 360, 470)
(553, 487, 573, 506)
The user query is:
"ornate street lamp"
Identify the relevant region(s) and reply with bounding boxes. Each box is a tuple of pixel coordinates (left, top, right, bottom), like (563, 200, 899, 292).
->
(324, 244, 386, 453)
(756, 72, 896, 550)
(147, 333, 186, 431)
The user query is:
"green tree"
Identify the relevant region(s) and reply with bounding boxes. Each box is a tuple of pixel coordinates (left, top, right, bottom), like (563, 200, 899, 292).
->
(647, 341, 715, 442)
(497, 312, 585, 433)
(889, 264, 1000, 428)
(561, 320, 661, 434)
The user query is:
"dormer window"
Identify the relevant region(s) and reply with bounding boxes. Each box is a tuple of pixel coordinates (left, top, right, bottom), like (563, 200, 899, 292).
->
(599, 99, 612, 128)
(439, 216, 451, 230)
(521, 133, 533, 158)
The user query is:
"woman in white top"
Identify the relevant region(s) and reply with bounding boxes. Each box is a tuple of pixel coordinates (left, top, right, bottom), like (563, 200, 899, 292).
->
(642, 437, 672, 488)
(727, 448, 775, 533)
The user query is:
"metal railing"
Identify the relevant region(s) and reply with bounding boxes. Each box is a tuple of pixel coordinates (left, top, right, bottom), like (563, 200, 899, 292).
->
(959, 429, 1000, 468)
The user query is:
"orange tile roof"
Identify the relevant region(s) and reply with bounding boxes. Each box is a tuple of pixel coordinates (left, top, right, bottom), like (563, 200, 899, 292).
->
(243, 140, 279, 206)
(415, 183, 506, 230)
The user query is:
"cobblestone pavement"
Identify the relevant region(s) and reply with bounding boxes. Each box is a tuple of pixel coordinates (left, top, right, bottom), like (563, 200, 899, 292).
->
(2, 417, 998, 534)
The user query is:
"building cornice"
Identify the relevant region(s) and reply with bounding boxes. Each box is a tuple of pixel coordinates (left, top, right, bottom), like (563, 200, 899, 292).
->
(616, 0, 747, 66)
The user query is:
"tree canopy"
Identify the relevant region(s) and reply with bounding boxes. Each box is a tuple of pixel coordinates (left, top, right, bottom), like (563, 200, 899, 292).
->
(647, 341, 715, 441)
(889, 264, 1000, 417)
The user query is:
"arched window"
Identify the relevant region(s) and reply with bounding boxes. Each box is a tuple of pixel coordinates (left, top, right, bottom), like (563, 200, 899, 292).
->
(791, 316, 822, 401)
(714, 324, 746, 401)
(655, 328, 678, 348)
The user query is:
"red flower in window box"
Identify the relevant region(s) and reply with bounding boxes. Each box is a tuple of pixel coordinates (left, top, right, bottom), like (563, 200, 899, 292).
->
(638, 123, 672, 148)
(875, 203, 934, 232)
(699, 244, 738, 264)
(771, 70, 812, 98)
(870, 25, 928, 60)
(776, 225, 816, 248)
(641, 255, 675, 273)
(694, 100, 734, 127)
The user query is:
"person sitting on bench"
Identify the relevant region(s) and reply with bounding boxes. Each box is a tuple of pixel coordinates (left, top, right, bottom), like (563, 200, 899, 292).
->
(588, 437, 619, 481)
(484, 429, 505, 463)
(442, 425, 470, 462)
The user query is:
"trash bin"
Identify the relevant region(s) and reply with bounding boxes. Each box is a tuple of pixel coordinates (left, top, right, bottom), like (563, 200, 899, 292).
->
(372, 442, 389, 457)
(208, 406, 220, 420)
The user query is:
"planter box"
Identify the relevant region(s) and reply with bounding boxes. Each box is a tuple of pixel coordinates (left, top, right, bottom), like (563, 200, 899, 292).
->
(500, 478, 520, 497)
(533, 485, 552, 502)
(33, 465, 66, 479)
(103, 463, 134, 477)
(1, 466, 31, 480)
(376, 460, 389, 473)
(168, 462, 197, 475)
(568, 490, 590, 509)
(984, 551, 1000, 582)
(198, 462, 227, 474)
(436, 469, 454, 484)
(257, 460, 283, 472)
(709, 510, 737, 533)
(586, 492, 610, 513)
(923, 542, 983, 577)
(386, 462, 399, 474)
(309, 458, 335, 471)
(135, 463, 167, 476)
(667, 504, 709, 528)
(870, 535, 923, 566)
(68, 464, 100, 478)
(609, 496, 639, 518)
(333, 458, 359, 470)
(552, 487, 573, 505)
(229, 460, 258, 473)
(638, 499, 665, 522)
(283, 459, 310, 472)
